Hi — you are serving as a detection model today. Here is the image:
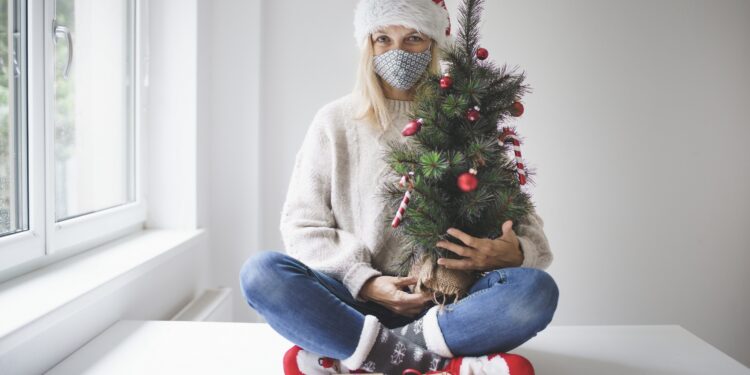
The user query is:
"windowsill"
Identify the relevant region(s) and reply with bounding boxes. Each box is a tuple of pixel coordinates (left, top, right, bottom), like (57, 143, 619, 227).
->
(0, 228, 206, 350)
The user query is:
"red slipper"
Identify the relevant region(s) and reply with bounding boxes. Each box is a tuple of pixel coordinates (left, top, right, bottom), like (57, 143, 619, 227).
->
(283, 345, 342, 375)
(283, 345, 378, 374)
(404, 352, 534, 375)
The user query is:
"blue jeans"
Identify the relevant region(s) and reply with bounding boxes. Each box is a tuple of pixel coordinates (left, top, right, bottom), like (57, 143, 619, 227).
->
(239, 251, 559, 360)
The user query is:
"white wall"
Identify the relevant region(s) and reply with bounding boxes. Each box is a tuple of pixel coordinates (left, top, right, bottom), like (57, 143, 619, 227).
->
(482, 0, 750, 366)
(207, 0, 750, 367)
(206, 0, 264, 322)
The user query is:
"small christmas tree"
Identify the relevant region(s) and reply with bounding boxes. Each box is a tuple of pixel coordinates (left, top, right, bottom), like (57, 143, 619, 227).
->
(378, 0, 537, 304)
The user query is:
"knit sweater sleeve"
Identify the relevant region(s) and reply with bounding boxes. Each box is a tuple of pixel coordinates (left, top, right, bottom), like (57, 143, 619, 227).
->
(279, 107, 382, 301)
(516, 207, 554, 269)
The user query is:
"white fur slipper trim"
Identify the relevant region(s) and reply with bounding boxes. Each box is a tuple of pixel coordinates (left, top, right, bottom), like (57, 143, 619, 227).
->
(340, 315, 381, 370)
(423, 305, 454, 358)
(460, 354, 511, 375)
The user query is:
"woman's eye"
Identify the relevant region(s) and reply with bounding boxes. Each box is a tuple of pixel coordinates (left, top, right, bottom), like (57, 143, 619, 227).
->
(376, 36, 389, 43)
(409, 36, 423, 42)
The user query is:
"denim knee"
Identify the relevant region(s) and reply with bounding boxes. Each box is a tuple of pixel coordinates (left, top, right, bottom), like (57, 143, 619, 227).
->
(239, 250, 296, 306)
(495, 267, 559, 335)
(523, 268, 560, 329)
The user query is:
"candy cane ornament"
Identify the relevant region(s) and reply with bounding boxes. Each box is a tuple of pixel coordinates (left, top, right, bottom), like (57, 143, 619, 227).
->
(499, 127, 527, 185)
(391, 172, 415, 228)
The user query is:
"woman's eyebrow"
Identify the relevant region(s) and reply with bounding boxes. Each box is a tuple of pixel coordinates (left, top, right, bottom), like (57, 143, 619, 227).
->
(372, 31, 422, 40)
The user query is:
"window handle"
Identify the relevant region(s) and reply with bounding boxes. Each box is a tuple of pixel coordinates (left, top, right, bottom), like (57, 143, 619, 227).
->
(52, 19, 73, 80)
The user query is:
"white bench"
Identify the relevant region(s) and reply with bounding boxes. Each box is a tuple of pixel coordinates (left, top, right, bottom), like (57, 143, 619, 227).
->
(46, 320, 750, 374)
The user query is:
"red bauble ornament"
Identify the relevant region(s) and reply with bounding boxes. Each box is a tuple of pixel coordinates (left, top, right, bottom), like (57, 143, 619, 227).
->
(401, 118, 424, 136)
(510, 101, 525, 117)
(466, 106, 481, 122)
(439, 74, 453, 89)
(476, 47, 489, 60)
(457, 168, 479, 192)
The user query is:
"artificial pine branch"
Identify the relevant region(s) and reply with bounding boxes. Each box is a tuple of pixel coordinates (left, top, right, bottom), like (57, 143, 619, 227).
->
(379, 0, 539, 303)
(457, 0, 483, 66)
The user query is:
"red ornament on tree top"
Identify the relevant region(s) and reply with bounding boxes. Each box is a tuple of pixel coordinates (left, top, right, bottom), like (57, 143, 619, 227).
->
(510, 101, 525, 117)
(476, 47, 489, 60)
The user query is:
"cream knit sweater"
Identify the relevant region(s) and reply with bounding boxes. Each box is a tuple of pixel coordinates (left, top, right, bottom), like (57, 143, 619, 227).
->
(279, 93, 553, 301)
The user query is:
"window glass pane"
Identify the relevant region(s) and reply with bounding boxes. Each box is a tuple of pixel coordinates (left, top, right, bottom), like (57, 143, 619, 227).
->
(54, 0, 135, 221)
(0, 0, 27, 237)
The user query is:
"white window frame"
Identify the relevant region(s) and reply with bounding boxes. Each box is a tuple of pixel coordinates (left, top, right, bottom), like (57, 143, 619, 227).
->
(0, 0, 148, 280)
(0, 0, 43, 270)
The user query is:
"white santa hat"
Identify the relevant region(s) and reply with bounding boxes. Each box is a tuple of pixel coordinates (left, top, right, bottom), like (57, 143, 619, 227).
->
(353, 0, 454, 51)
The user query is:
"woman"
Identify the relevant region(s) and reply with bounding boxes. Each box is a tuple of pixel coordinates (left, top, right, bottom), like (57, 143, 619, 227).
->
(239, 1, 559, 374)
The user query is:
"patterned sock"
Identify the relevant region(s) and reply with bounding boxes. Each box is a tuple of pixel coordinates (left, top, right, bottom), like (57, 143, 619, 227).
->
(391, 305, 455, 358)
(341, 315, 449, 374)
(390, 313, 427, 348)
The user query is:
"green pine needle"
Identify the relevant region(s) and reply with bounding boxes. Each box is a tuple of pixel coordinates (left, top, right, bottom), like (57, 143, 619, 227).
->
(419, 151, 449, 180)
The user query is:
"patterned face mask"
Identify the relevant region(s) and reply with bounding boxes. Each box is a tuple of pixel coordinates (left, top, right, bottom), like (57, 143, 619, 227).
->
(373, 43, 432, 91)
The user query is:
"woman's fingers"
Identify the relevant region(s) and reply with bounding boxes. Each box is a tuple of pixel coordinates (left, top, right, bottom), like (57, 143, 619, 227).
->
(394, 291, 433, 312)
(436, 240, 474, 257)
(397, 290, 424, 304)
(394, 276, 417, 287)
(446, 227, 480, 248)
(385, 291, 435, 317)
(374, 277, 435, 316)
(403, 295, 434, 316)
(437, 257, 475, 270)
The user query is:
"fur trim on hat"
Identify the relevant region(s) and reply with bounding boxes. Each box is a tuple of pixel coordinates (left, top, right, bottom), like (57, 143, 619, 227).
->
(353, 0, 454, 50)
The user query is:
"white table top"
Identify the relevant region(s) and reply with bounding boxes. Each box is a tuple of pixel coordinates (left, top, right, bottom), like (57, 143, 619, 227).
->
(46, 320, 750, 375)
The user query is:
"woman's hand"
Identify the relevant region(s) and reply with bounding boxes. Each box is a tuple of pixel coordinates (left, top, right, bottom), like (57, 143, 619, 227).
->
(435, 220, 524, 271)
(359, 275, 434, 317)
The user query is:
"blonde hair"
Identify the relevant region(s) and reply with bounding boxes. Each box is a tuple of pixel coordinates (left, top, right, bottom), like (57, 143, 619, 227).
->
(351, 37, 443, 132)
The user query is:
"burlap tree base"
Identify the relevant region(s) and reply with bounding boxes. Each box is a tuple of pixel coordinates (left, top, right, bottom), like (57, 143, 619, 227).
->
(409, 253, 481, 307)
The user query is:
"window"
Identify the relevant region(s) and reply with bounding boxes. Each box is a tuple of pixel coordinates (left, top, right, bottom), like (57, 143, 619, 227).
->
(1, 0, 27, 238)
(0, 0, 146, 279)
